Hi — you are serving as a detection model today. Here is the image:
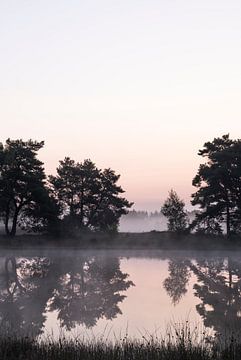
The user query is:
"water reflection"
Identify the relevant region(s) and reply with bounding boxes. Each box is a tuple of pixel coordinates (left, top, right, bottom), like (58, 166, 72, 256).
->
(191, 258, 241, 335)
(163, 259, 191, 305)
(1, 251, 241, 339)
(0, 256, 52, 337)
(0, 255, 134, 337)
(164, 256, 241, 336)
(50, 256, 134, 329)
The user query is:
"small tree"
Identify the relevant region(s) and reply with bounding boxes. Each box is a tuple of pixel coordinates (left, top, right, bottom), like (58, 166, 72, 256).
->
(161, 190, 188, 232)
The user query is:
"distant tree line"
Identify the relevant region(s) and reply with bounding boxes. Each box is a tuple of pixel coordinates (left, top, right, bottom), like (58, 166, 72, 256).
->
(0, 139, 132, 237)
(124, 210, 164, 219)
(1, 134, 241, 238)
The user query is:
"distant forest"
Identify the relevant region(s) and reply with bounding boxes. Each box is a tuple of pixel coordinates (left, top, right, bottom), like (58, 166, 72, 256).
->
(119, 210, 198, 233)
(0, 134, 241, 238)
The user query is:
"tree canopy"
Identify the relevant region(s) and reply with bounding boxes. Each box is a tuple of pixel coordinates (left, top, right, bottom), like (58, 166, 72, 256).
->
(1, 134, 241, 239)
(49, 157, 132, 234)
(191, 134, 241, 236)
(161, 190, 188, 232)
(0, 139, 56, 236)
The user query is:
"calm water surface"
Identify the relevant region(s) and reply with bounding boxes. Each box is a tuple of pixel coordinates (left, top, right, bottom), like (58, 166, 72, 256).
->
(0, 249, 240, 340)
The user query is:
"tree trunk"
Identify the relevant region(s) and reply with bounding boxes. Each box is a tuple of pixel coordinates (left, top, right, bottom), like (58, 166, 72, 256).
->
(5, 215, 10, 236)
(9, 207, 20, 237)
(226, 204, 230, 238)
(4, 204, 11, 236)
(80, 185, 84, 227)
(80, 265, 85, 297)
(10, 213, 18, 236)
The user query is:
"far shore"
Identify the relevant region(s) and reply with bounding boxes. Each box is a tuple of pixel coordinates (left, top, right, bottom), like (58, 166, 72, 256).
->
(0, 231, 241, 251)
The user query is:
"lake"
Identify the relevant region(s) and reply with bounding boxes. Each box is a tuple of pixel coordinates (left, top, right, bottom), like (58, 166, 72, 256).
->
(0, 249, 240, 341)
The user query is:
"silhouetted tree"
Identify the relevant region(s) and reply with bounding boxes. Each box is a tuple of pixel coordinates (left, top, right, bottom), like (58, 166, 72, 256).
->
(18, 188, 60, 235)
(193, 217, 223, 236)
(191, 135, 241, 236)
(0, 139, 56, 236)
(50, 158, 132, 233)
(161, 190, 188, 232)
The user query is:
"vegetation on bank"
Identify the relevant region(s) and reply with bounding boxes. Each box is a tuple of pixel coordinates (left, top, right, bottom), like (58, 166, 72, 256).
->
(1, 134, 241, 238)
(1, 328, 241, 360)
(0, 232, 241, 250)
(0, 139, 132, 237)
(191, 134, 241, 236)
(161, 135, 241, 237)
(161, 190, 188, 232)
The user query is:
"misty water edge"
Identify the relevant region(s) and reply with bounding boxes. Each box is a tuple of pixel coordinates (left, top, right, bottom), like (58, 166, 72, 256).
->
(1, 248, 241, 342)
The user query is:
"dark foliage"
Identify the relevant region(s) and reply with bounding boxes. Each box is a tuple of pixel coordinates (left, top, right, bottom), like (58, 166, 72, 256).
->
(0, 139, 58, 236)
(49, 157, 132, 234)
(191, 134, 241, 236)
(161, 190, 188, 232)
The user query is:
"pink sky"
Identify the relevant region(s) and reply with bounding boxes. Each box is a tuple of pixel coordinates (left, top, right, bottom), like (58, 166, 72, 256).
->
(1, 1, 241, 210)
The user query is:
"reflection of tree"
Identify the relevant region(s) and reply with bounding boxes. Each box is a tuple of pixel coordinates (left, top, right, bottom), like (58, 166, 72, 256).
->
(50, 256, 134, 329)
(0, 254, 134, 337)
(163, 259, 191, 305)
(164, 255, 241, 337)
(0, 256, 54, 337)
(191, 258, 241, 336)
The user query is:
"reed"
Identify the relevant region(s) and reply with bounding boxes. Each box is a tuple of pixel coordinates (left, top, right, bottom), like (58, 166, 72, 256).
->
(0, 324, 241, 360)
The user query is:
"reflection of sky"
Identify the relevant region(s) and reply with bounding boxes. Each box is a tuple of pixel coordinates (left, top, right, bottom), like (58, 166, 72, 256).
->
(1, 250, 240, 340)
(1, 1, 241, 210)
(44, 257, 202, 340)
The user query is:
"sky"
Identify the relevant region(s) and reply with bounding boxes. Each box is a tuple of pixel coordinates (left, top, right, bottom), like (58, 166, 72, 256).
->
(0, 0, 241, 211)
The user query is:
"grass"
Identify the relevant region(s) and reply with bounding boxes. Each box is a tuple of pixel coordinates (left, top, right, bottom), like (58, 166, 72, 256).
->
(1, 325, 241, 359)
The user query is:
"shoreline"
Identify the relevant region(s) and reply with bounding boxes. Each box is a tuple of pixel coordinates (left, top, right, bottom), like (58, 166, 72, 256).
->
(0, 231, 241, 251)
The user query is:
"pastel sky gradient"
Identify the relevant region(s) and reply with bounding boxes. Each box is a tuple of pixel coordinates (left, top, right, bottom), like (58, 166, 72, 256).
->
(0, 0, 241, 210)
